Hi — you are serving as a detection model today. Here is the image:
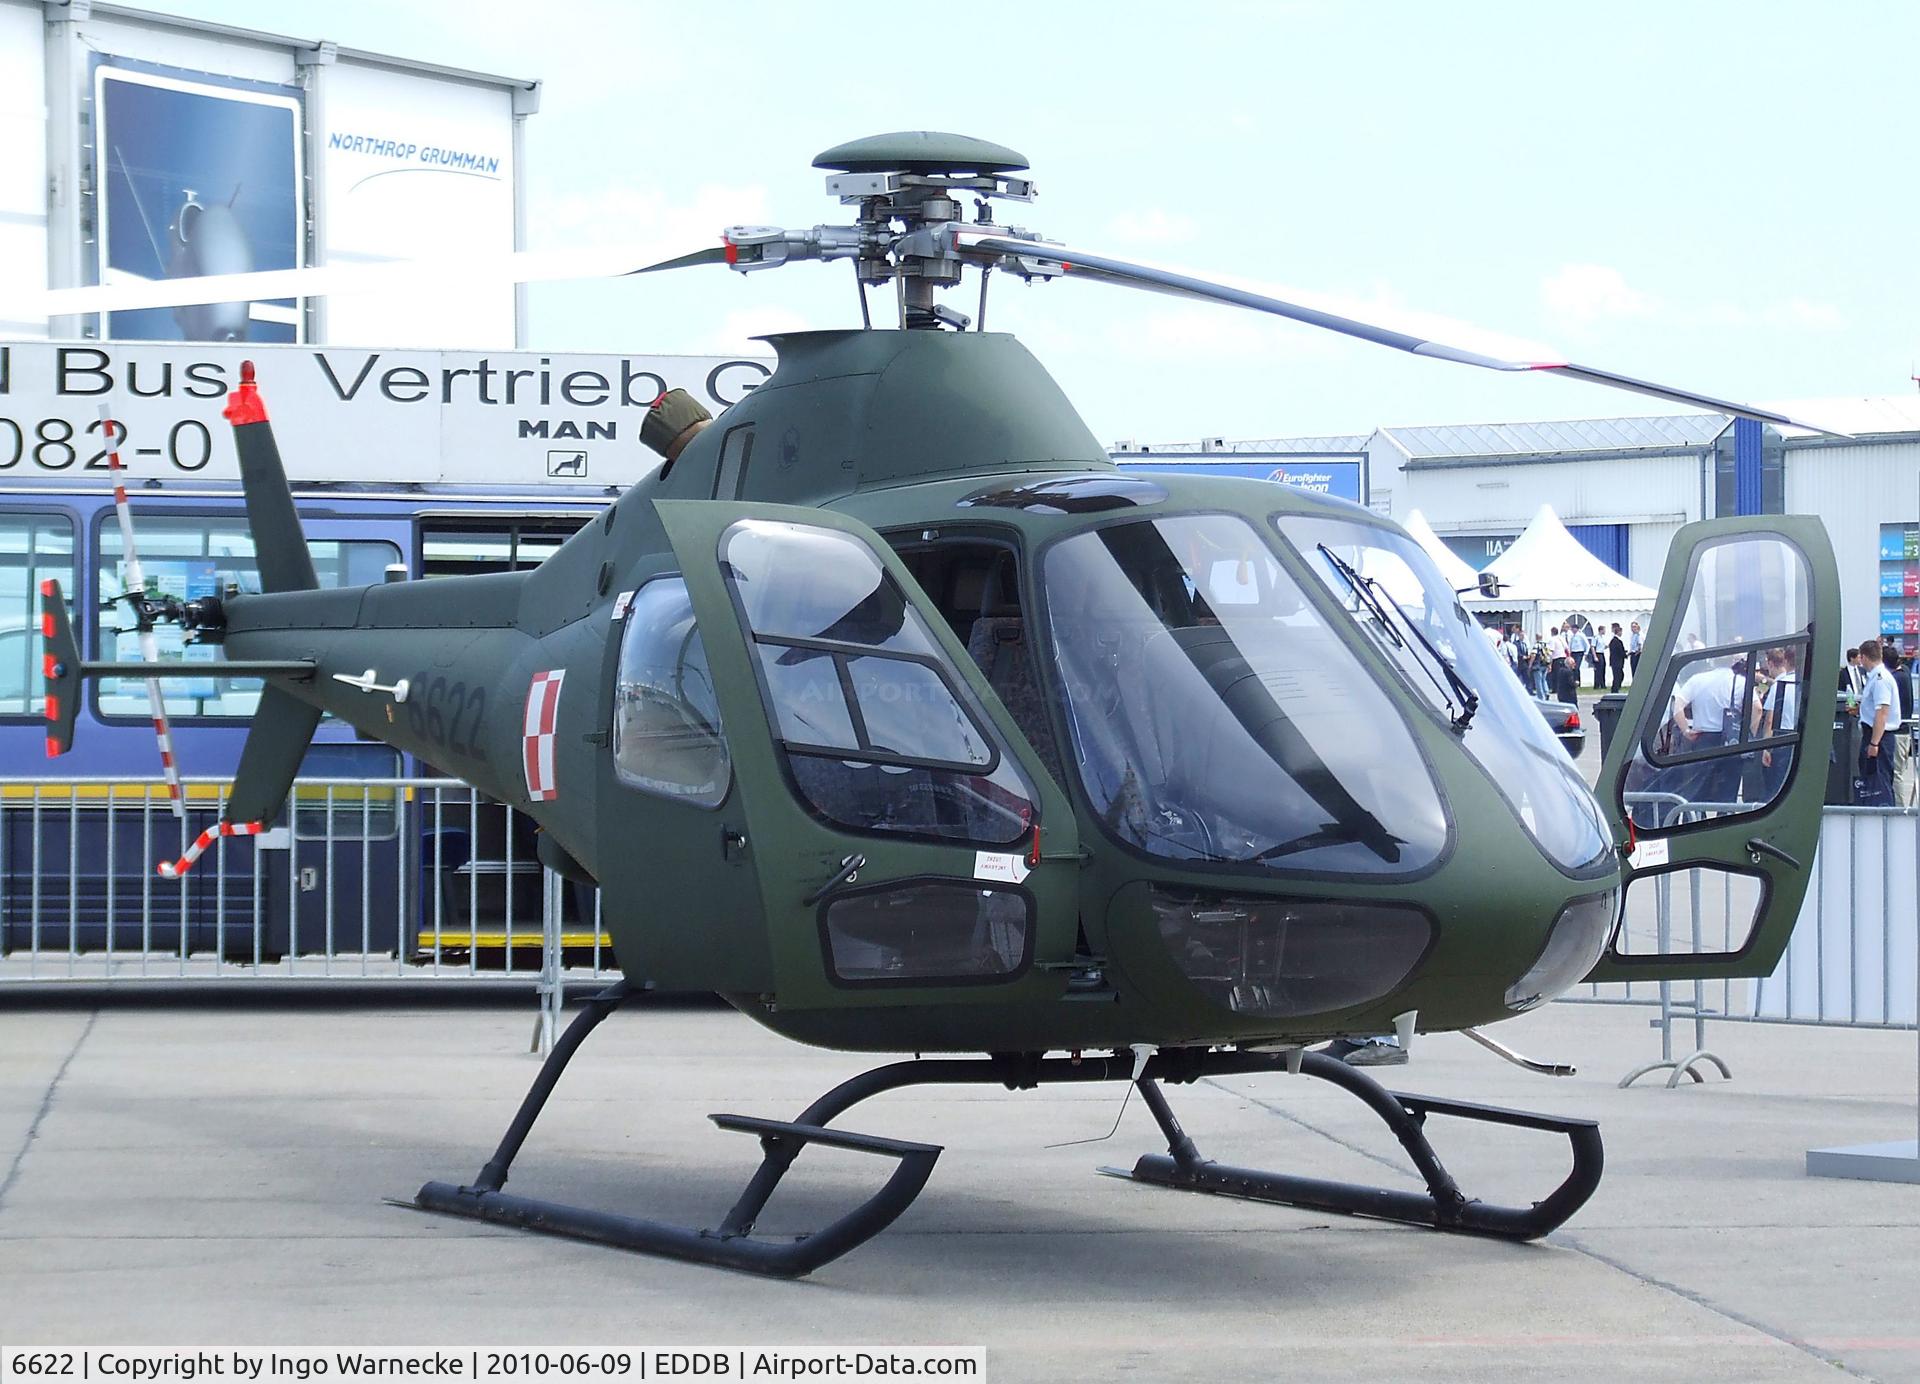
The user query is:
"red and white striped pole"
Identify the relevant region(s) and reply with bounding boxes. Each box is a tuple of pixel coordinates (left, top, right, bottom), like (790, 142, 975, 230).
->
(99, 405, 185, 818)
(157, 819, 266, 879)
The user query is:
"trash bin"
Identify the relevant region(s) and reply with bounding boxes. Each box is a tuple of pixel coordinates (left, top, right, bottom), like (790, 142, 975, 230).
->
(1593, 692, 1629, 760)
(1827, 694, 1857, 805)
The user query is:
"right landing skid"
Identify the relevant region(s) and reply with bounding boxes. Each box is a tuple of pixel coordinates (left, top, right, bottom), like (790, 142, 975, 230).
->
(1108, 1052, 1603, 1241)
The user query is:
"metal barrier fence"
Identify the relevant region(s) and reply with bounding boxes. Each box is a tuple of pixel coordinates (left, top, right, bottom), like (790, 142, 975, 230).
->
(1570, 797, 1918, 1084)
(0, 776, 616, 994)
(4, 778, 1912, 1049)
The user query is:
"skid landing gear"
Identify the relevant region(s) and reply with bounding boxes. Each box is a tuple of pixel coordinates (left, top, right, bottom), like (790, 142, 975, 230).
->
(1113, 1052, 1603, 1241)
(412, 983, 941, 1278)
(409, 989, 1605, 1277)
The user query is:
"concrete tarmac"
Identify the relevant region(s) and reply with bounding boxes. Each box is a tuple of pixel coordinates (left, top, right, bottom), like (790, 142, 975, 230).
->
(1, 994, 1915, 1382)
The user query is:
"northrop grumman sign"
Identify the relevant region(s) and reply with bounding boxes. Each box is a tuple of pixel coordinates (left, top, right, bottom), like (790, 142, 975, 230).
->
(0, 342, 771, 488)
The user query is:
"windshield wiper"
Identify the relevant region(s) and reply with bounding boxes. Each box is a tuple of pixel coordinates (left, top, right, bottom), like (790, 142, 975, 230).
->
(1316, 544, 1480, 731)
(1247, 821, 1405, 866)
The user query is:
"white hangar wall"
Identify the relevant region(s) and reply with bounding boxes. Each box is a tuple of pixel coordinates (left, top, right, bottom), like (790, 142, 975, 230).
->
(1121, 401, 1920, 654)
(1368, 447, 1703, 593)
(1786, 435, 1920, 652)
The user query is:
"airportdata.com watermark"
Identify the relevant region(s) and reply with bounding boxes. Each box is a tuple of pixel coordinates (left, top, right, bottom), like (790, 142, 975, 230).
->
(2, 1353, 984, 1382)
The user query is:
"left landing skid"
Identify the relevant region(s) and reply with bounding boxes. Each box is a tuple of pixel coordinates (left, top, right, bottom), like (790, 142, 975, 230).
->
(408, 982, 941, 1279)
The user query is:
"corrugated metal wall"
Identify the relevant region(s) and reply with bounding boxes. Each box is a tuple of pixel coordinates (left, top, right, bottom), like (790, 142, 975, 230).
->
(1370, 430, 1913, 646)
(1785, 438, 1920, 647)
(1386, 451, 1702, 530)
(1567, 522, 1630, 575)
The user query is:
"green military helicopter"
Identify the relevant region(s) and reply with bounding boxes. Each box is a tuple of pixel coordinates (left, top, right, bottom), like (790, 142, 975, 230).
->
(37, 133, 1839, 1278)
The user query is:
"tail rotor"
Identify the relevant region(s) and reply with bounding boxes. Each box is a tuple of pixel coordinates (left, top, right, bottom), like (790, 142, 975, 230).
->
(98, 404, 187, 819)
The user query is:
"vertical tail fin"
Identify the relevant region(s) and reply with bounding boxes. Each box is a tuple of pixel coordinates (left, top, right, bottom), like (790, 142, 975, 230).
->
(224, 685, 323, 824)
(224, 360, 317, 593)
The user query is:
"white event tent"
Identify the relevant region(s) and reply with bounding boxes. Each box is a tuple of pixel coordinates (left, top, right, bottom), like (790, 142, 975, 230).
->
(1402, 509, 1481, 593)
(1463, 503, 1657, 636)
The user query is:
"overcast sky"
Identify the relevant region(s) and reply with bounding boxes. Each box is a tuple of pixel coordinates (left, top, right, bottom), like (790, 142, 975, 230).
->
(127, 0, 1920, 446)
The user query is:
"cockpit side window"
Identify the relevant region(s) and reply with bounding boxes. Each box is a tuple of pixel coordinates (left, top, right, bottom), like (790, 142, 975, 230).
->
(720, 518, 1039, 847)
(612, 576, 730, 808)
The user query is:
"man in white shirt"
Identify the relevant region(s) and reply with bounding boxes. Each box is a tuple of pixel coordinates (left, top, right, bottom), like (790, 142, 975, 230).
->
(1674, 661, 1739, 742)
(1672, 657, 1743, 805)
(1855, 639, 1898, 807)
(1567, 623, 1590, 679)
(1758, 646, 1799, 802)
(1547, 626, 1568, 661)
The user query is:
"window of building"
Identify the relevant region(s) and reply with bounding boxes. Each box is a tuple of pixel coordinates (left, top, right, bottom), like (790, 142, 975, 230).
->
(0, 513, 76, 717)
(95, 518, 399, 720)
(612, 576, 729, 807)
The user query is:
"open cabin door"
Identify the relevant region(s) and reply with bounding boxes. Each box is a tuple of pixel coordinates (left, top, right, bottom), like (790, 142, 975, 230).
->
(1586, 515, 1839, 983)
(653, 499, 1081, 1010)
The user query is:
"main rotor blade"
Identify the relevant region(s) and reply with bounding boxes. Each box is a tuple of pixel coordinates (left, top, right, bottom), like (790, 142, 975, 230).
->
(15, 240, 717, 320)
(956, 230, 1847, 435)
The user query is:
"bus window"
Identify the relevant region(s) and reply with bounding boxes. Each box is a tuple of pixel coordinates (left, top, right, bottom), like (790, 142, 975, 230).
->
(0, 512, 75, 717)
(95, 517, 399, 721)
(290, 743, 403, 840)
(420, 519, 585, 578)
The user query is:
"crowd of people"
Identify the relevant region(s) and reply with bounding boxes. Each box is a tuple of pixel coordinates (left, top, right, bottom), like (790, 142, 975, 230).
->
(1474, 609, 1918, 813)
(1481, 617, 1645, 703)
(1628, 636, 1916, 812)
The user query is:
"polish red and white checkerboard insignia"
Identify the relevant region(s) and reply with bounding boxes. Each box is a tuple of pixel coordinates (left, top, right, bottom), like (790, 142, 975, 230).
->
(522, 669, 566, 802)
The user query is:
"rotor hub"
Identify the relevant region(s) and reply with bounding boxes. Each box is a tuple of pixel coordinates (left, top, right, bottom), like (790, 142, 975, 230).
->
(721, 132, 1055, 330)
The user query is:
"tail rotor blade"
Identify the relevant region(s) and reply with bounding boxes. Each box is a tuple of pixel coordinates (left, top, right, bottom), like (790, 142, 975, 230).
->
(100, 405, 185, 818)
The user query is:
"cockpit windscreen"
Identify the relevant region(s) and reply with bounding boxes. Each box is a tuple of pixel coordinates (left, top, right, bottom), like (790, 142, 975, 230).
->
(1041, 514, 1450, 876)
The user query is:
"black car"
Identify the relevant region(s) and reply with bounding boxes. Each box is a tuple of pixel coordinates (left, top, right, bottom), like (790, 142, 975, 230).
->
(1532, 696, 1586, 759)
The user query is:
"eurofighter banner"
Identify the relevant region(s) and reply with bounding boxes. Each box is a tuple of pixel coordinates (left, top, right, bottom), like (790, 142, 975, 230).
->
(0, 341, 771, 488)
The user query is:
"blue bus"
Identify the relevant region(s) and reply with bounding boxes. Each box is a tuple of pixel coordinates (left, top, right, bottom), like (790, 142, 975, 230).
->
(0, 466, 659, 963)
(1, 341, 766, 967)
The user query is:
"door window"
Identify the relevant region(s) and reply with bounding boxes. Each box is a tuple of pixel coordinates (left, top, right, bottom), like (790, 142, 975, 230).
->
(821, 881, 1032, 985)
(720, 518, 1038, 846)
(1621, 536, 1815, 831)
(612, 576, 729, 807)
(1612, 866, 1765, 960)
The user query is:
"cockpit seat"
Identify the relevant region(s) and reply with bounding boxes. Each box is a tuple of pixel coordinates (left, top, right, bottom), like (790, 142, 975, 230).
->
(966, 617, 1066, 787)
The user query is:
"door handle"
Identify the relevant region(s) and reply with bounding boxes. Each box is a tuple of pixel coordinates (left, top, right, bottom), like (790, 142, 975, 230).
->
(804, 854, 866, 906)
(1746, 838, 1801, 870)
